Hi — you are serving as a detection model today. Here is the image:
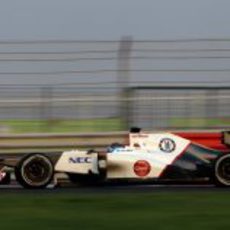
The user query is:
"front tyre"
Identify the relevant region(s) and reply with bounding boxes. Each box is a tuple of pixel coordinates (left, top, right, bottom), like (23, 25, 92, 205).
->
(15, 153, 54, 189)
(214, 154, 230, 187)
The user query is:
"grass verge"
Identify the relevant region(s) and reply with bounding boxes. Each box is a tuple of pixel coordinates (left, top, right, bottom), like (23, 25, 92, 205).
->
(0, 118, 123, 133)
(171, 117, 230, 128)
(0, 191, 230, 230)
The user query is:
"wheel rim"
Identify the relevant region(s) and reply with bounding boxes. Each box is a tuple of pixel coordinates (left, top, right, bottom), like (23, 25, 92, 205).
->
(21, 155, 53, 187)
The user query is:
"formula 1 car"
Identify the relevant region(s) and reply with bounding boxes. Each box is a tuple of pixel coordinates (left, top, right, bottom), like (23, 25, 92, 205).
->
(1, 128, 230, 188)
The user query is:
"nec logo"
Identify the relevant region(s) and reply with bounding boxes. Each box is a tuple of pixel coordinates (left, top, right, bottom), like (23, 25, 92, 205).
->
(69, 157, 92, 164)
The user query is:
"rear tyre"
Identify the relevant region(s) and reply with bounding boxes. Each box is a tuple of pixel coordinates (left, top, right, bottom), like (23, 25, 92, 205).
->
(214, 154, 230, 187)
(15, 153, 54, 189)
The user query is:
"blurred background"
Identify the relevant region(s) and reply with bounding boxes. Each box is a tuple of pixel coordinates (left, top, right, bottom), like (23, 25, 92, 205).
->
(0, 38, 230, 133)
(0, 0, 230, 133)
(0, 36, 230, 133)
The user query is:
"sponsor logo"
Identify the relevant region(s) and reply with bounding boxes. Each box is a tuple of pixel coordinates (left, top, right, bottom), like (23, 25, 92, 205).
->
(159, 138, 176, 153)
(69, 157, 92, 164)
(132, 134, 149, 138)
(133, 160, 151, 177)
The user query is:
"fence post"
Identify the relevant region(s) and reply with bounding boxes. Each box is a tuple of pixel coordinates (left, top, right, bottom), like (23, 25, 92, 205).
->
(117, 36, 133, 130)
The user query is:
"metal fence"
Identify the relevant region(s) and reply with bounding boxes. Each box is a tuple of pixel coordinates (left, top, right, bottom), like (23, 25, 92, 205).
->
(0, 85, 229, 133)
(0, 85, 118, 120)
(0, 38, 230, 133)
(0, 85, 120, 133)
(127, 86, 230, 130)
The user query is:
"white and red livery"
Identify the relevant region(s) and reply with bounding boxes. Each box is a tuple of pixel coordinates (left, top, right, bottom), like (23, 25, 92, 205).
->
(1, 128, 230, 188)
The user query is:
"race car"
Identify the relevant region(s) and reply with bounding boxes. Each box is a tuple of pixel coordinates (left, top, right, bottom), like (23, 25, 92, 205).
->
(1, 127, 230, 189)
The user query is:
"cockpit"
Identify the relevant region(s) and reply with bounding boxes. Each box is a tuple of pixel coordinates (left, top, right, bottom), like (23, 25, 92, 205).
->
(107, 143, 125, 153)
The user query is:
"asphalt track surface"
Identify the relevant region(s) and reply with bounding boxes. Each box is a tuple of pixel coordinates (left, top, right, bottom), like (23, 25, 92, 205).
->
(0, 183, 230, 194)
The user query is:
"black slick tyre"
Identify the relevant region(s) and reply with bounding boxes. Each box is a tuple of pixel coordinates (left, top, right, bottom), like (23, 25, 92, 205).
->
(214, 153, 230, 187)
(15, 153, 54, 189)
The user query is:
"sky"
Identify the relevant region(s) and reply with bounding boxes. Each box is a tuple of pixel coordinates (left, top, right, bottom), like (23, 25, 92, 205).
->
(0, 0, 229, 40)
(0, 0, 230, 85)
